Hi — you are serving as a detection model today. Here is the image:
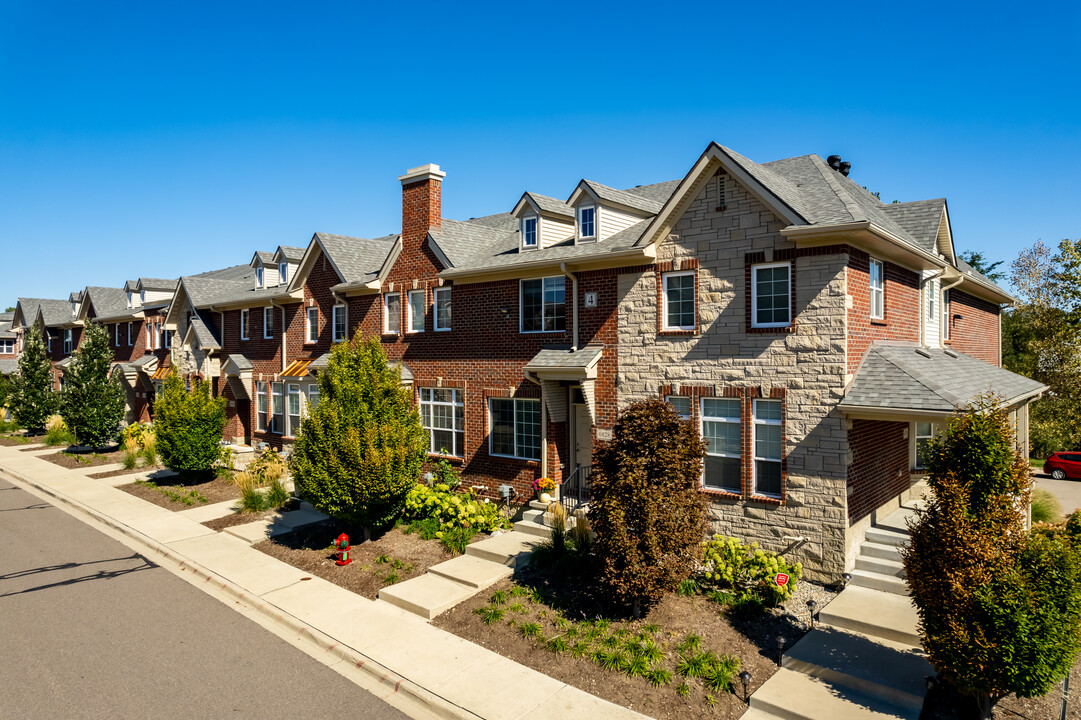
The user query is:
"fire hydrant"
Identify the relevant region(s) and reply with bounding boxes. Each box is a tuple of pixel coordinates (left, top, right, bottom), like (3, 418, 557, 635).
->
(334, 533, 352, 566)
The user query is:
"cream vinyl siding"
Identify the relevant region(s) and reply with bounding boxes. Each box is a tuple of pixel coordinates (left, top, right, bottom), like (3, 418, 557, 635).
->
(922, 270, 941, 348)
(540, 217, 574, 248)
(598, 206, 640, 241)
(142, 289, 172, 303)
(263, 265, 280, 287)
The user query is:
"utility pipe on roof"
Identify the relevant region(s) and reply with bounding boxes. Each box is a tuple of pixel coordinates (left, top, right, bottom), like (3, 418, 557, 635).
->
(560, 262, 578, 351)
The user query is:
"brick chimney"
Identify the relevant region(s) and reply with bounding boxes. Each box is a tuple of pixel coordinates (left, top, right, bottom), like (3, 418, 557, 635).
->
(399, 164, 445, 255)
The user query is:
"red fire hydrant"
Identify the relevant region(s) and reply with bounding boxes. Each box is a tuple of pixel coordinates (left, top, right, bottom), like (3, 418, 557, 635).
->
(335, 533, 352, 566)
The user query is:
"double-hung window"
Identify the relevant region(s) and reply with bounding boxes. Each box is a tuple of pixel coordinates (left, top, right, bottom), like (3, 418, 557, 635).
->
(489, 397, 541, 460)
(264, 307, 274, 339)
(240, 309, 250, 341)
(161, 326, 171, 348)
(434, 287, 451, 331)
(279, 262, 288, 285)
(520, 277, 565, 332)
(255, 265, 264, 288)
(63, 329, 73, 354)
(256, 382, 268, 431)
(332, 304, 347, 342)
(306, 385, 320, 411)
(0, 339, 13, 354)
(287, 384, 301, 436)
(306, 307, 318, 343)
(869, 258, 885, 320)
(145, 322, 153, 349)
(702, 398, 741, 493)
(115, 324, 120, 346)
(384, 294, 400, 334)
(943, 291, 951, 340)
(407, 290, 424, 333)
(419, 388, 464, 457)
(753, 399, 783, 497)
(662, 271, 696, 331)
(667, 395, 691, 420)
(578, 206, 595, 240)
(751, 263, 791, 328)
(522, 217, 537, 248)
(127, 322, 133, 346)
(271, 382, 284, 434)
(914, 422, 936, 471)
(926, 278, 937, 321)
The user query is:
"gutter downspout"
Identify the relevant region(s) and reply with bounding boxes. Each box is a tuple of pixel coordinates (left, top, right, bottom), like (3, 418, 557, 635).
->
(560, 262, 579, 350)
(525, 370, 547, 480)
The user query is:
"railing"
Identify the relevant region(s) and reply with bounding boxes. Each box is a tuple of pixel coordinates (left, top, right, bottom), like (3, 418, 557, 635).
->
(560, 464, 592, 517)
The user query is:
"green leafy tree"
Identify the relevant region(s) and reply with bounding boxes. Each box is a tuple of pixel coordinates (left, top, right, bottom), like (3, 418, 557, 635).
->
(154, 369, 227, 477)
(9, 320, 58, 432)
(0, 373, 11, 412)
(903, 397, 1081, 718)
(958, 250, 1005, 283)
(58, 322, 125, 448)
(4, 306, 15, 313)
(588, 398, 708, 617)
(291, 333, 427, 538)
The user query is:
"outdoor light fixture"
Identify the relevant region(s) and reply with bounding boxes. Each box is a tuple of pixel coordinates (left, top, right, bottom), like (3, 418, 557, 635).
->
(738, 670, 752, 703)
(806, 599, 818, 629)
(775, 635, 785, 665)
(925, 676, 937, 692)
(842, 572, 851, 587)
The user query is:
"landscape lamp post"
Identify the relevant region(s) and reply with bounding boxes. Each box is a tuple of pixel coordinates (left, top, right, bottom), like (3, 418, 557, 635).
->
(738, 670, 752, 703)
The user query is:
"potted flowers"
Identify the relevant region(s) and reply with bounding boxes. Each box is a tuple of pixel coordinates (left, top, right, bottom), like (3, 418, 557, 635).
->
(532, 476, 558, 503)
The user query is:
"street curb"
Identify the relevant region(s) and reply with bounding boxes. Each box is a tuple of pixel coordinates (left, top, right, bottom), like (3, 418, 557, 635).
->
(0, 462, 481, 720)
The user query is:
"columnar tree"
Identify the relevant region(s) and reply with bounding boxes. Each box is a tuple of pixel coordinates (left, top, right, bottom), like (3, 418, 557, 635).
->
(154, 369, 227, 477)
(903, 397, 1081, 718)
(10, 320, 57, 432)
(588, 398, 708, 617)
(58, 321, 125, 448)
(291, 333, 426, 539)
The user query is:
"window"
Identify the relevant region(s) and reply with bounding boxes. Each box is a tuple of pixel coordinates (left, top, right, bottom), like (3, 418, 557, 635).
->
(46, 333, 53, 354)
(522, 217, 537, 248)
(0, 339, 13, 354)
(926, 279, 937, 321)
(915, 422, 936, 470)
(264, 307, 274, 339)
(753, 400, 783, 497)
(407, 290, 425, 333)
(146, 322, 153, 349)
(667, 395, 691, 420)
(489, 398, 541, 460)
(332, 304, 347, 342)
(279, 262, 288, 285)
(419, 388, 464, 457)
(702, 398, 741, 493)
(240, 309, 249, 341)
(140, 290, 146, 306)
(63, 329, 73, 354)
(663, 271, 696, 331)
(520, 277, 566, 332)
(943, 290, 951, 340)
(434, 287, 451, 331)
(255, 265, 264, 288)
(127, 322, 133, 346)
(126, 291, 133, 308)
(579, 206, 595, 239)
(115, 324, 120, 346)
(869, 258, 884, 320)
(161, 326, 171, 348)
(306, 307, 318, 343)
(751, 263, 791, 328)
(384, 294, 400, 334)
(306, 385, 320, 411)
(271, 382, 284, 434)
(287, 384, 301, 436)
(256, 382, 268, 432)
(71, 301, 77, 317)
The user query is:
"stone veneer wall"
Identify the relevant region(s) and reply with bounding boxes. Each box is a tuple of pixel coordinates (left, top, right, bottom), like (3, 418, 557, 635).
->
(616, 171, 850, 582)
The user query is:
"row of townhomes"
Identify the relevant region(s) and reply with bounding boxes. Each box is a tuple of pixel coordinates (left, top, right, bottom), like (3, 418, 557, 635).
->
(4, 143, 1045, 582)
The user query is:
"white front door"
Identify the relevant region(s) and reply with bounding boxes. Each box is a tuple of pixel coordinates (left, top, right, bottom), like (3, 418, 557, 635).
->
(572, 404, 592, 470)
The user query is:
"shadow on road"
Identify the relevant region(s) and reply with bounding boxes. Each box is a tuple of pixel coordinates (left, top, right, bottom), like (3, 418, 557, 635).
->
(0, 553, 156, 597)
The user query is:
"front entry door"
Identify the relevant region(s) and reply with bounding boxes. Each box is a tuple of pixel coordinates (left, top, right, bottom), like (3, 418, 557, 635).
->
(572, 404, 593, 470)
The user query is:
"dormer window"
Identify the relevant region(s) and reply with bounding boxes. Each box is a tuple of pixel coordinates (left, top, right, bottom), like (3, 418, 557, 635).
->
(522, 217, 538, 248)
(578, 206, 596, 240)
(126, 291, 133, 309)
(71, 302, 76, 317)
(140, 290, 146, 306)
(279, 262, 288, 285)
(255, 265, 264, 288)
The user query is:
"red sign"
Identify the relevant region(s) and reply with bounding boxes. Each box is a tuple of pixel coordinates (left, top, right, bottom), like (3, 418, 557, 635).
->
(775, 573, 790, 587)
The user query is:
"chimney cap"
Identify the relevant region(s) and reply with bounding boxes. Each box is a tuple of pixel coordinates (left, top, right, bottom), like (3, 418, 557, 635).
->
(399, 163, 446, 185)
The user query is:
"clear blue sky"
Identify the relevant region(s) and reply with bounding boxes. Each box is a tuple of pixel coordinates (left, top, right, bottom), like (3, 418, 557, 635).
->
(2, 0, 1078, 304)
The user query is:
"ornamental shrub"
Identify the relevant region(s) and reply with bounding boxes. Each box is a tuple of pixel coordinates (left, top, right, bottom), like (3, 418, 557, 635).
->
(291, 333, 427, 538)
(153, 369, 227, 477)
(10, 319, 58, 432)
(588, 397, 708, 616)
(402, 483, 510, 533)
(698, 535, 802, 605)
(58, 321, 126, 448)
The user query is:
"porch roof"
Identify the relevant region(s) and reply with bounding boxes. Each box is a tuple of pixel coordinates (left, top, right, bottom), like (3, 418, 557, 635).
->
(840, 343, 1046, 417)
(0, 359, 15, 376)
(524, 345, 603, 377)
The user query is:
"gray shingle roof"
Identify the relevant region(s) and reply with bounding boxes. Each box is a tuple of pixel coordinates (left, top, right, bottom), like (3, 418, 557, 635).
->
(525, 345, 604, 371)
(189, 315, 221, 350)
(581, 180, 664, 214)
(429, 217, 516, 267)
(315, 232, 399, 285)
(840, 344, 1046, 413)
(138, 278, 178, 291)
(0, 312, 12, 322)
(276, 246, 306, 262)
(524, 193, 574, 218)
(621, 180, 682, 206)
(0, 358, 16, 376)
(0, 319, 15, 339)
(124, 280, 139, 292)
(879, 199, 946, 255)
(224, 354, 252, 371)
(83, 287, 128, 320)
(253, 251, 275, 264)
(32, 299, 73, 327)
(179, 262, 290, 308)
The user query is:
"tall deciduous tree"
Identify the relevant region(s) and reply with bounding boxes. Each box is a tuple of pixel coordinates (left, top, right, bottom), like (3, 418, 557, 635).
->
(10, 320, 57, 432)
(291, 333, 426, 538)
(58, 321, 125, 448)
(154, 369, 227, 477)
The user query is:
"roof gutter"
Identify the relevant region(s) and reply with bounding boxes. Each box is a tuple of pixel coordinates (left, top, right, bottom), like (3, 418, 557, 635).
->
(781, 221, 948, 270)
(439, 244, 655, 282)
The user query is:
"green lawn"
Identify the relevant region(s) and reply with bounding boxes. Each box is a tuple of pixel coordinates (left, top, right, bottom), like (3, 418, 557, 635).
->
(1030, 458, 1045, 469)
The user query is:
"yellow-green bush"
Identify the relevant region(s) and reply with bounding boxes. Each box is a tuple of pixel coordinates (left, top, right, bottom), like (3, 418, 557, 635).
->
(403, 483, 509, 533)
(699, 535, 802, 605)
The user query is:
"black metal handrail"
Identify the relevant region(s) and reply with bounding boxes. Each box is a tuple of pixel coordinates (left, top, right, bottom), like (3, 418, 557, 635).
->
(560, 464, 592, 517)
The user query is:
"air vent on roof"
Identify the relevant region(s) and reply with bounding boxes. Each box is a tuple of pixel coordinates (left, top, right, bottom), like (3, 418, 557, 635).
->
(944, 349, 958, 358)
(916, 347, 931, 358)
(826, 155, 851, 177)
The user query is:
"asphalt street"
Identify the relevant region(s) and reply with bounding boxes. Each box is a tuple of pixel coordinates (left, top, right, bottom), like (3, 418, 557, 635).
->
(1035, 471, 1081, 516)
(0, 475, 411, 720)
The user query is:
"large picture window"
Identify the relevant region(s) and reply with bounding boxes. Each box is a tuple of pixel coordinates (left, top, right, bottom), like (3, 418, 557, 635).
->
(869, 258, 884, 319)
(753, 399, 783, 497)
(751, 263, 791, 328)
(662, 271, 696, 331)
(520, 277, 565, 332)
(420, 388, 464, 457)
(489, 398, 541, 460)
(702, 398, 741, 493)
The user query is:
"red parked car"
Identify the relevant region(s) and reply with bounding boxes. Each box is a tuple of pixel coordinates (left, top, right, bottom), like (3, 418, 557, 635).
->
(1045, 452, 1081, 480)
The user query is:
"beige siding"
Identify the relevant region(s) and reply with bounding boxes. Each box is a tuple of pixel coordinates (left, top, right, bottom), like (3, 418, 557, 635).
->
(540, 216, 574, 248)
(143, 289, 172, 303)
(599, 206, 640, 241)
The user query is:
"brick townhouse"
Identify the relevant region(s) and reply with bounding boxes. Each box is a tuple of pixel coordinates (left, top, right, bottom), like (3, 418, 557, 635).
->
(0, 311, 17, 378)
(10, 296, 83, 390)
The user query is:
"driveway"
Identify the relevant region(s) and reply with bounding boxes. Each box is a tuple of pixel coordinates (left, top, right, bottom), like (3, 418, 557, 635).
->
(1034, 471, 1081, 515)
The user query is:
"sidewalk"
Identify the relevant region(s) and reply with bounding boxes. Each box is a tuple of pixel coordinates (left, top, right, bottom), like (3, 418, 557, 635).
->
(0, 444, 648, 720)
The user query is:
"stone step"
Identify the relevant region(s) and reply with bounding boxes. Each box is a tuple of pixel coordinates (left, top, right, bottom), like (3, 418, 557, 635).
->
(782, 627, 931, 711)
(514, 519, 552, 539)
(860, 540, 903, 562)
(750, 668, 917, 720)
(849, 569, 908, 596)
(855, 555, 905, 579)
(464, 531, 542, 568)
(864, 527, 909, 548)
(427, 554, 513, 590)
(522, 508, 545, 524)
(819, 585, 921, 646)
(738, 709, 785, 720)
(377, 573, 476, 620)
(877, 504, 920, 535)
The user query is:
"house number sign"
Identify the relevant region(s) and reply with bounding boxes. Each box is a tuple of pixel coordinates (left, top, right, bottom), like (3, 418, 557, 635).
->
(584, 292, 598, 308)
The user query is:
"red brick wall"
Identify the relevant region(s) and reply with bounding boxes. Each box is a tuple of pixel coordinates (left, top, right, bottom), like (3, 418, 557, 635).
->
(847, 419, 910, 522)
(946, 289, 1001, 366)
(847, 250, 920, 374)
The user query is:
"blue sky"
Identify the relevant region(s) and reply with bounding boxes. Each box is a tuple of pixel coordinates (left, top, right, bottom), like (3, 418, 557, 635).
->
(1, 1, 1078, 304)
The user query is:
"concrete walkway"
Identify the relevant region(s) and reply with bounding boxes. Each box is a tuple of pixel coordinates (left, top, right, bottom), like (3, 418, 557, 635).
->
(0, 444, 646, 720)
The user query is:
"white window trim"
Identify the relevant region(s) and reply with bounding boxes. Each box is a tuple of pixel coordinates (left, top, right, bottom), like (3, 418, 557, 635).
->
(519, 276, 566, 334)
(127, 322, 133, 346)
(407, 290, 425, 333)
(666, 395, 691, 420)
(255, 265, 264, 288)
(943, 290, 950, 341)
(305, 307, 318, 344)
(162, 327, 171, 349)
(63, 329, 73, 354)
(662, 271, 696, 331)
(286, 383, 301, 438)
(262, 307, 273, 339)
(270, 381, 284, 434)
(384, 293, 401, 334)
(0, 339, 13, 354)
(750, 262, 792, 329)
(240, 309, 250, 341)
(869, 258, 885, 320)
(434, 287, 451, 332)
(913, 421, 936, 471)
(752, 399, 783, 498)
(578, 205, 596, 242)
(926, 279, 937, 321)
(146, 322, 153, 349)
(701, 397, 741, 493)
(332, 304, 347, 342)
(256, 381, 268, 432)
(278, 262, 288, 286)
(420, 388, 464, 457)
(521, 216, 538, 249)
(488, 397, 541, 461)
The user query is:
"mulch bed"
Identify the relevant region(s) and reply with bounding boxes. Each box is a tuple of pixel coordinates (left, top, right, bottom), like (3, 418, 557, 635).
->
(118, 474, 241, 510)
(434, 562, 805, 720)
(202, 501, 303, 532)
(254, 520, 454, 600)
(0, 436, 36, 446)
(40, 448, 123, 469)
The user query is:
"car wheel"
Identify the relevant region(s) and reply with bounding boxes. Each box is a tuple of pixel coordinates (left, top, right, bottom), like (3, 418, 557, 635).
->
(1052, 468, 1067, 480)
